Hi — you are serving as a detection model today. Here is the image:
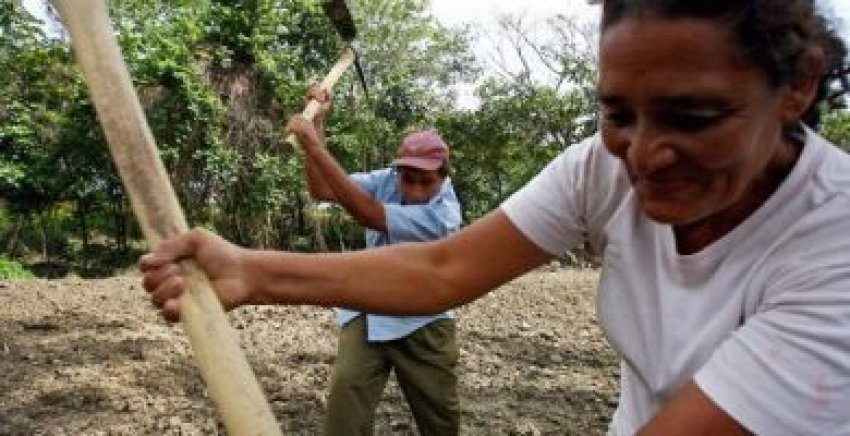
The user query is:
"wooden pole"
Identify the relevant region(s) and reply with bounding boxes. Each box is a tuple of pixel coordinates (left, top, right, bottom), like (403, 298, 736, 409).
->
(284, 46, 357, 151)
(50, 1, 282, 434)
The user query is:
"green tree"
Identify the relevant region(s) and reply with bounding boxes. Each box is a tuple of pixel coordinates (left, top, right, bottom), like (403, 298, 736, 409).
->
(822, 110, 850, 151)
(0, 0, 92, 262)
(1, 0, 480, 273)
(439, 14, 599, 220)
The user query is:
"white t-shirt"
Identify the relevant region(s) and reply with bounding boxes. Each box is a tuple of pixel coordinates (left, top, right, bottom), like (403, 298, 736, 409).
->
(501, 129, 850, 435)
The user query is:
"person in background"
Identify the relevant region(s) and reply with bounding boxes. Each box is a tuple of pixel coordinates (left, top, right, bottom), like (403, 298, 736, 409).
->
(286, 87, 462, 436)
(141, 1, 850, 434)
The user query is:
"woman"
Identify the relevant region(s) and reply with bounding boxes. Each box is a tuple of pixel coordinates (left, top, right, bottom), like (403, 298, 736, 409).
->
(141, 1, 850, 433)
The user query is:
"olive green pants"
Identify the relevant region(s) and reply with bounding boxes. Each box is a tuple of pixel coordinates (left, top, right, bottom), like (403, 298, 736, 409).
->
(323, 316, 460, 436)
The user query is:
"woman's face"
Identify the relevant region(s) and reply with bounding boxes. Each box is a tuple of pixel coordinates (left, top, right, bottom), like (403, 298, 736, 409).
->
(598, 17, 802, 227)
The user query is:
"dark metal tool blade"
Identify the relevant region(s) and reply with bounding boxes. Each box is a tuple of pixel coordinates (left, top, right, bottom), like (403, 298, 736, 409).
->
(322, 0, 357, 41)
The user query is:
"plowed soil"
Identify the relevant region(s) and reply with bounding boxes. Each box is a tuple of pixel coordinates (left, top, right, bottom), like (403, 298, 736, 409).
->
(0, 267, 618, 435)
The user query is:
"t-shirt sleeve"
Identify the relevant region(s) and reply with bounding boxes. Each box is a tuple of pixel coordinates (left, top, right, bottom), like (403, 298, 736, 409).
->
(350, 169, 387, 196)
(500, 135, 626, 256)
(695, 211, 850, 435)
(384, 197, 462, 243)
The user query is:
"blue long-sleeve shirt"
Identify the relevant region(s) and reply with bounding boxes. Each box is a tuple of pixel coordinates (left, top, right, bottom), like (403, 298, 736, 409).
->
(334, 167, 462, 341)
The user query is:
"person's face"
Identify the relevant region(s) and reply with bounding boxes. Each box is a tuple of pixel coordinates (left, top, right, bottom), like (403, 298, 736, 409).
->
(397, 166, 444, 204)
(598, 17, 804, 227)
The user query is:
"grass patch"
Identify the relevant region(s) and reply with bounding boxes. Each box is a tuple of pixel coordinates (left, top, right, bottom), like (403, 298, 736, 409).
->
(0, 256, 36, 279)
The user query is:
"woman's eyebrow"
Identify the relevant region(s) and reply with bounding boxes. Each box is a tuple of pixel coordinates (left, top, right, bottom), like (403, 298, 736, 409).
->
(597, 94, 741, 114)
(597, 95, 625, 106)
(652, 95, 732, 109)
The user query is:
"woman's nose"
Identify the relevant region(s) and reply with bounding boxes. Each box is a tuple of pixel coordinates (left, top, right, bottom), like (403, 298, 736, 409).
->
(626, 123, 677, 177)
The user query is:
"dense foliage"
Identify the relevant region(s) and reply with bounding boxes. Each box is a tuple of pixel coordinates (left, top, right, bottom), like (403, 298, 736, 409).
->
(1, 1, 847, 277)
(822, 109, 850, 151)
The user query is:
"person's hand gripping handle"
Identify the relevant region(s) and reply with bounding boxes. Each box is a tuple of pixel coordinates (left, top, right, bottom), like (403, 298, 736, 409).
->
(284, 47, 357, 151)
(50, 0, 282, 433)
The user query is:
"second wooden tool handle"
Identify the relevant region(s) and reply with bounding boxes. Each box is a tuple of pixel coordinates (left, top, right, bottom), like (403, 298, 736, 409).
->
(285, 46, 357, 150)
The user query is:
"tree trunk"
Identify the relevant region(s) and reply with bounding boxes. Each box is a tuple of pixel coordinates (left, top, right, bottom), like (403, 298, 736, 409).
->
(39, 212, 49, 263)
(294, 191, 306, 235)
(312, 207, 328, 253)
(76, 200, 89, 254)
(5, 215, 22, 256)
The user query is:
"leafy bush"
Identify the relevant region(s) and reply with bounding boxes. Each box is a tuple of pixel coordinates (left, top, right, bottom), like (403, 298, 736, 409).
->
(0, 257, 36, 280)
(821, 109, 850, 152)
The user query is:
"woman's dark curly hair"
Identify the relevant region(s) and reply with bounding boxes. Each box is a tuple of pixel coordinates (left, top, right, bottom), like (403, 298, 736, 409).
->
(598, 0, 850, 129)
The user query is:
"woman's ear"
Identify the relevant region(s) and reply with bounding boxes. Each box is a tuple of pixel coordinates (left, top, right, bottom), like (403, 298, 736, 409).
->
(780, 47, 827, 124)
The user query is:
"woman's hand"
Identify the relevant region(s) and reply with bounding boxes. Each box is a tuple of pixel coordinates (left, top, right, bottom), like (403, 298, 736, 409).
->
(139, 228, 254, 322)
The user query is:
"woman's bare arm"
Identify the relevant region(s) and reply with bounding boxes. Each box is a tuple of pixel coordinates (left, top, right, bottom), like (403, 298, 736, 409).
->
(140, 210, 552, 320)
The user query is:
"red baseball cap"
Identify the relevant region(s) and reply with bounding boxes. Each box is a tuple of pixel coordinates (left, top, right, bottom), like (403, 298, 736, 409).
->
(391, 130, 449, 171)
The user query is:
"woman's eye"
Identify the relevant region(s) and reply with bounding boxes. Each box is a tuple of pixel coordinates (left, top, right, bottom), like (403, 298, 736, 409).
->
(602, 110, 635, 128)
(660, 111, 725, 132)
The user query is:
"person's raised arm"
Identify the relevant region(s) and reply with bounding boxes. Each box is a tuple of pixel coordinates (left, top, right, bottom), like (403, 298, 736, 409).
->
(304, 119, 337, 202)
(140, 210, 552, 321)
(288, 115, 387, 231)
(301, 87, 338, 202)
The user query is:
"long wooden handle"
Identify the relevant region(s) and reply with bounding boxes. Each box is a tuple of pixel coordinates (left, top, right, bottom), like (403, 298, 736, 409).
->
(284, 46, 357, 151)
(51, 1, 282, 434)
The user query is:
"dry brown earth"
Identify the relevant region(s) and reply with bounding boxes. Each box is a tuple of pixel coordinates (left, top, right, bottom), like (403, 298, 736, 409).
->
(0, 267, 618, 435)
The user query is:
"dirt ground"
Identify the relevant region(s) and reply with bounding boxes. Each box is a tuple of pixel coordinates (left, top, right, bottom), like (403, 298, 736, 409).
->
(0, 267, 619, 435)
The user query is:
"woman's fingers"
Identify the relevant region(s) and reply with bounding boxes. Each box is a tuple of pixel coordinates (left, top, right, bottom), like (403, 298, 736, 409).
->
(141, 261, 181, 292)
(139, 229, 227, 323)
(139, 232, 196, 279)
(138, 252, 169, 272)
(149, 271, 186, 307)
(146, 270, 186, 323)
(141, 259, 188, 322)
(161, 297, 182, 323)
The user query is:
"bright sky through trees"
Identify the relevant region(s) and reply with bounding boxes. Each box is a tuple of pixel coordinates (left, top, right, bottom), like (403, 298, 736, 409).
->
(430, 0, 850, 108)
